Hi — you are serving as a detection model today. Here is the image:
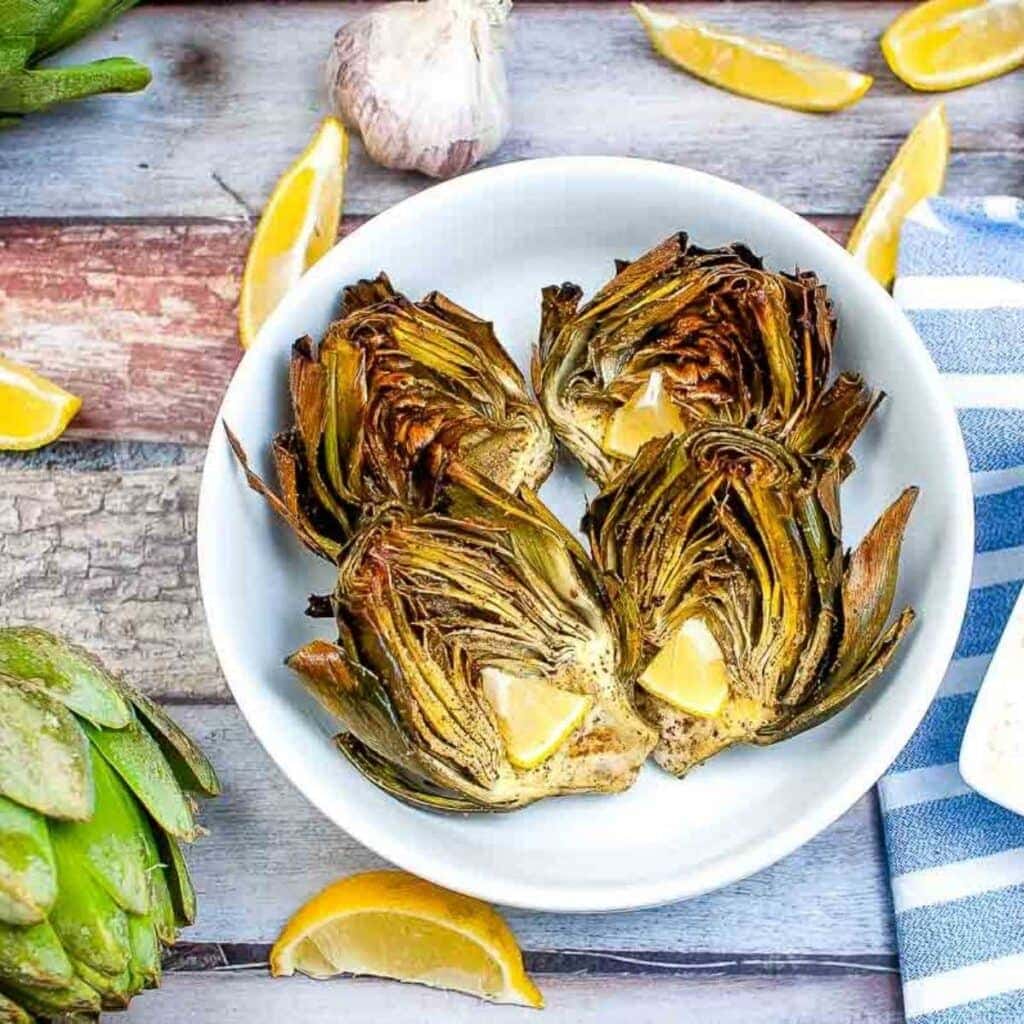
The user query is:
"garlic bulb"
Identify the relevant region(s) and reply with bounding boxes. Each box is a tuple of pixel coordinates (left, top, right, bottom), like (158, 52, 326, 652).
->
(326, 0, 512, 180)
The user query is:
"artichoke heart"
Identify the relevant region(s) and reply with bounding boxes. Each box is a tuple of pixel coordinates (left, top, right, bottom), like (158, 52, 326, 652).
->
(0, 628, 219, 1020)
(535, 232, 880, 485)
(287, 463, 657, 811)
(229, 273, 555, 555)
(587, 426, 917, 776)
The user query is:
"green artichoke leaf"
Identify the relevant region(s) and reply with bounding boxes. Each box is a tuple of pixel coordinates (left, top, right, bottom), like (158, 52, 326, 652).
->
(146, 860, 177, 946)
(0, 795, 57, 926)
(57, 747, 157, 917)
(0, 674, 92, 821)
(0, 56, 150, 115)
(82, 712, 198, 842)
(0, 918, 73, 989)
(157, 832, 197, 928)
(0, 989, 32, 1024)
(125, 688, 221, 798)
(535, 233, 878, 486)
(35, 0, 142, 57)
(68, 955, 135, 1011)
(46, 822, 131, 978)
(587, 426, 916, 776)
(0, 973, 100, 1018)
(0, 627, 131, 729)
(125, 912, 161, 990)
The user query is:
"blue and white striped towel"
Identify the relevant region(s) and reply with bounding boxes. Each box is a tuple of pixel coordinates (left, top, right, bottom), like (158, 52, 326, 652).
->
(878, 196, 1024, 1023)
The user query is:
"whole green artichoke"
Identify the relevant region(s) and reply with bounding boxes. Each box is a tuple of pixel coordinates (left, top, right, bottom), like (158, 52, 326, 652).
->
(0, 1, 150, 126)
(0, 628, 219, 1021)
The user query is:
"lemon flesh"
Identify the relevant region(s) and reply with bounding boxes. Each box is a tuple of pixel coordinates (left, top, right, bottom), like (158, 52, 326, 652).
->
(481, 668, 592, 769)
(847, 103, 949, 288)
(239, 117, 348, 348)
(270, 870, 543, 1008)
(0, 356, 81, 451)
(883, 0, 1024, 92)
(632, 2, 872, 112)
(604, 370, 688, 460)
(640, 618, 730, 717)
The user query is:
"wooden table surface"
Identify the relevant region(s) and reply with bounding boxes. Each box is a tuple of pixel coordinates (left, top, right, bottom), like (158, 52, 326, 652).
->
(1, 3, 1021, 1020)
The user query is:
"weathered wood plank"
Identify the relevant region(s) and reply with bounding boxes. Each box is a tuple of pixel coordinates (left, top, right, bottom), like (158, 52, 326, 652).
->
(122, 970, 904, 1023)
(1, 3, 1019, 219)
(0, 446, 220, 698)
(171, 704, 895, 954)
(0, 216, 848, 444)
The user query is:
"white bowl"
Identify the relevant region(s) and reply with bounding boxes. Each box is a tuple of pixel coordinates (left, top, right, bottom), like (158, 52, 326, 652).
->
(198, 157, 973, 912)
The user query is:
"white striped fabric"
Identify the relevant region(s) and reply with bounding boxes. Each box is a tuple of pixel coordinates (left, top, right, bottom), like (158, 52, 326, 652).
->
(882, 196, 1024, 1024)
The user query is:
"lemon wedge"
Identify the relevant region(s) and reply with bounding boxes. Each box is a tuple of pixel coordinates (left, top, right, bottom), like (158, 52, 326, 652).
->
(270, 870, 543, 1008)
(632, 2, 872, 112)
(0, 356, 81, 451)
(239, 117, 348, 348)
(604, 370, 688, 460)
(847, 103, 949, 288)
(640, 618, 730, 717)
(883, 0, 1024, 92)
(480, 668, 591, 769)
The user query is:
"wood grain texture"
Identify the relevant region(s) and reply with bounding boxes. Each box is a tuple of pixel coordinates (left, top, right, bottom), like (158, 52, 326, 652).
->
(0, 216, 848, 444)
(0, 446, 220, 698)
(171, 704, 896, 954)
(0, 2, 1019, 220)
(122, 970, 903, 1023)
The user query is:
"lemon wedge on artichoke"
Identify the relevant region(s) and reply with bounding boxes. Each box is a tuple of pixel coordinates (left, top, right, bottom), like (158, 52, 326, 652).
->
(848, 103, 949, 287)
(270, 870, 543, 1008)
(239, 117, 348, 348)
(0, 356, 81, 451)
(632, 2, 872, 112)
(639, 618, 730, 718)
(883, 0, 1024, 92)
(480, 668, 592, 769)
(604, 371, 688, 461)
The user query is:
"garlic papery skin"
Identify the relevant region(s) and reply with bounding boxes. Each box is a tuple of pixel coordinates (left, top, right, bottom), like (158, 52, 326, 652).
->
(326, 0, 511, 180)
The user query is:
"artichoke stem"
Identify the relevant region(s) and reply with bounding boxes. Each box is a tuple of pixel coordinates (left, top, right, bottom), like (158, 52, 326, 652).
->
(0, 57, 150, 115)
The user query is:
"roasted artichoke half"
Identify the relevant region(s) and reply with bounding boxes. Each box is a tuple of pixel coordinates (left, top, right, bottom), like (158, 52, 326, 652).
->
(0, 627, 219, 1021)
(586, 427, 917, 776)
(534, 232, 880, 485)
(230, 273, 555, 555)
(287, 462, 657, 811)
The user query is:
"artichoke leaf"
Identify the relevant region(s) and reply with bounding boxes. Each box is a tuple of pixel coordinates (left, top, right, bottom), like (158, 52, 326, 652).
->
(126, 688, 220, 798)
(0, 796, 56, 926)
(0, 974, 100, 1018)
(157, 832, 197, 928)
(833, 486, 919, 684)
(82, 712, 197, 842)
(0, 627, 130, 729)
(0, 674, 92, 821)
(126, 912, 161, 990)
(47, 823, 131, 978)
(58, 747, 156, 917)
(0, 989, 32, 1024)
(68, 956, 135, 1010)
(0, 919, 73, 990)
(147, 866, 177, 947)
